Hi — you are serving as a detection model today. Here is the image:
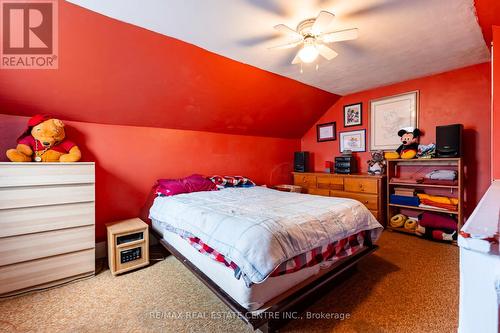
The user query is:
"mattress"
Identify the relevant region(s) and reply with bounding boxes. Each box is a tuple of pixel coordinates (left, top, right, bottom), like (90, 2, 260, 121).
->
(149, 186, 382, 284)
(153, 220, 366, 311)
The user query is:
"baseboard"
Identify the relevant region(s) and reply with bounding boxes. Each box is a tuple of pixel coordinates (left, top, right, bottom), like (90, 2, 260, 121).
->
(95, 241, 107, 259)
(150, 231, 159, 245)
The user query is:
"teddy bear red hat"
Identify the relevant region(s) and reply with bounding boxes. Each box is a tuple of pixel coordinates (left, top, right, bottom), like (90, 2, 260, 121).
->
(27, 114, 50, 127)
(17, 114, 51, 142)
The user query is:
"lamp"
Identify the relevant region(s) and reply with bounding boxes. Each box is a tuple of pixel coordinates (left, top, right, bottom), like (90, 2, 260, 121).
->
(298, 38, 319, 63)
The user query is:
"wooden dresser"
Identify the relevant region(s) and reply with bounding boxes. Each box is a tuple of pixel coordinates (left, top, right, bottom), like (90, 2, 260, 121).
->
(293, 172, 386, 225)
(0, 162, 95, 295)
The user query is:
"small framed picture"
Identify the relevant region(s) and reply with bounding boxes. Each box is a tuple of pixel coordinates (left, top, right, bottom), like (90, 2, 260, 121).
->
(339, 129, 366, 152)
(316, 122, 336, 142)
(343, 103, 362, 127)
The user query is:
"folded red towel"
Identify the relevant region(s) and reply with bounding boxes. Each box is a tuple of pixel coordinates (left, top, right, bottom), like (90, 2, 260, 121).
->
(419, 212, 457, 230)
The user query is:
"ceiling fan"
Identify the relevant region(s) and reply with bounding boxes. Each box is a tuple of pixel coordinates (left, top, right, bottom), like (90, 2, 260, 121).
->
(271, 11, 359, 65)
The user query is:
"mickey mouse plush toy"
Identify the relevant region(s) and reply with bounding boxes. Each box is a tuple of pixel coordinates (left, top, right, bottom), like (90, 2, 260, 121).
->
(396, 127, 421, 159)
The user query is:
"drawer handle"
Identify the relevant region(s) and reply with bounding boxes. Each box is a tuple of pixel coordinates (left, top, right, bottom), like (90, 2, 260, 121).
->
(364, 200, 369, 204)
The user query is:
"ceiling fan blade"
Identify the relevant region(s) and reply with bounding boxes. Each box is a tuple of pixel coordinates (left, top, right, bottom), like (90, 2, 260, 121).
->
(311, 11, 335, 35)
(317, 44, 338, 60)
(268, 39, 303, 50)
(291, 53, 301, 64)
(274, 24, 302, 39)
(320, 28, 359, 43)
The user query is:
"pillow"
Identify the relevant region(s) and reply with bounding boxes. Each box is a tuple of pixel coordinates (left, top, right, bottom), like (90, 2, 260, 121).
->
(231, 176, 256, 187)
(155, 179, 186, 196)
(209, 175, 256, 189)
(156, 174, 217, 196)
(183, 174, 218, 193)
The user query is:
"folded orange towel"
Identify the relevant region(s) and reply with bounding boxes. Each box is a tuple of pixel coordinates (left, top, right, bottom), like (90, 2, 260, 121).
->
(420, 199, 457, 211)
(417, 193, 458, 205)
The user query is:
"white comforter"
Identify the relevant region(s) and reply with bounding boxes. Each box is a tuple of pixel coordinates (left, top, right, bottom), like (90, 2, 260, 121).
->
(149, 186, 382, 284)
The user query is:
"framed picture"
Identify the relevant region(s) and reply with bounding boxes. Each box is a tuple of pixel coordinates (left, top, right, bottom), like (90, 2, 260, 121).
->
(339, 129, 366, 152)
(316, 122, 336, 142)
(343, 103, 362, 127)
(370, 91, 419, 150)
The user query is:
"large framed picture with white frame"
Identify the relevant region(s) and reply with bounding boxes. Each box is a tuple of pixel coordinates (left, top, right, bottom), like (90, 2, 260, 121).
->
(370, 91, 419, 150)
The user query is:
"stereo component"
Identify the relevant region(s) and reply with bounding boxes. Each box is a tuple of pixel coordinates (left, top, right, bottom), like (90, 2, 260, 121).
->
(294, 151, 310, 172)
(436, 124, 463, 158)
(335, 156, 357, 174)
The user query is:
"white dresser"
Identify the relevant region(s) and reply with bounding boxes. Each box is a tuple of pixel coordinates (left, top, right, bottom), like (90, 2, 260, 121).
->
(0, 162, 95, 295)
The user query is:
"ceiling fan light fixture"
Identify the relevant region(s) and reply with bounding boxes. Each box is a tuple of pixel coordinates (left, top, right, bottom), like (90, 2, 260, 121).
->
(272, 11, 358, 66)
(298, 44, 319, 63)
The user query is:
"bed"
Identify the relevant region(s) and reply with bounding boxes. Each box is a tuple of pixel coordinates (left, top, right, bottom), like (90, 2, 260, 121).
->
(149, 186, 382, 332)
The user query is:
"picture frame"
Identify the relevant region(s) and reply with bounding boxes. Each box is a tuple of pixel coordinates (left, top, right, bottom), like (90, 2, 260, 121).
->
(339, 129, 366, 152)
(316, 122, 336, 142)
(343, 103, 362, 127)
(370, 91, 419, 150)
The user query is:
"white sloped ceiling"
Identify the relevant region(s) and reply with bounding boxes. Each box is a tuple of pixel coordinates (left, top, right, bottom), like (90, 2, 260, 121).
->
(66, 0, 490, 95)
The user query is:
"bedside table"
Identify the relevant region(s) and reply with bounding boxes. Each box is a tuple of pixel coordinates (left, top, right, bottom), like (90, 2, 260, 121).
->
(106, 218, 149, 275)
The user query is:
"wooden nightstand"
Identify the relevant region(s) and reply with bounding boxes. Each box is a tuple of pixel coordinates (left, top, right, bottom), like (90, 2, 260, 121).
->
(106, 218, 149, 276)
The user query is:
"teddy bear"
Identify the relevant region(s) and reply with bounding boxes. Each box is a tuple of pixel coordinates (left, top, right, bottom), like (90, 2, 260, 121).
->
(396, 127, 421, 159)
(367, 150, 386, 175)
(6, 114, 81, 162)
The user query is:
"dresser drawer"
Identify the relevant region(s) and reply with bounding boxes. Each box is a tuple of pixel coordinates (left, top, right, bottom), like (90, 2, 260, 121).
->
(329, 177, 344, 190)
(0, 225, 95, 266)
(0, 249, 94, 295)
(369, 210, 380, 220)
(0, 184, 94, 210)
(0, 163, 94, 187)
(330, 191, 378, 210)
(317, 176, 344, 190)
(316, 176, 330, 189)
(307, 188, 330, 196)
(0, 202, 95, 238)
(293, 174, 317, 189)
(344, 178, 378, 194)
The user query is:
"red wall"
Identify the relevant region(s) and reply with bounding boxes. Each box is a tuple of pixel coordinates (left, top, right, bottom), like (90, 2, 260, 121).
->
(494, 26, 500, 180)
(302, 63, 492, 217)
(0, 1, 339, 242)
(0, 114, 299, 241)
(474, 0, 500, 47)
(0, 1, 338, 139)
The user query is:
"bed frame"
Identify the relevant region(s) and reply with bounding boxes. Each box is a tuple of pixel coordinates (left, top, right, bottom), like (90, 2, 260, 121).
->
(151, 227, 377, 333)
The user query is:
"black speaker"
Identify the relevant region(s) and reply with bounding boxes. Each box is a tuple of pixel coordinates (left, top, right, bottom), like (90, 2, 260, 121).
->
(294, 151, 309, 172)
(436, 124, 463, 157)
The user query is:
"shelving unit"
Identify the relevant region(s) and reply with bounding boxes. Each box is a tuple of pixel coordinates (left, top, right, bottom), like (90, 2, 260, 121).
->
(386, 158, 464, 238)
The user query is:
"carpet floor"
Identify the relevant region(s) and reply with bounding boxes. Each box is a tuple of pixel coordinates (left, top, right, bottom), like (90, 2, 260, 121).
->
(0, 231, 458, 333)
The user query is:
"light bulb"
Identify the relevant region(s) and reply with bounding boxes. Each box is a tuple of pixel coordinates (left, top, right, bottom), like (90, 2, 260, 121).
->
(298, 44, 319, 63)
